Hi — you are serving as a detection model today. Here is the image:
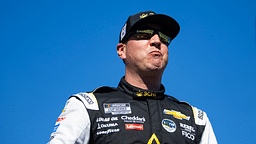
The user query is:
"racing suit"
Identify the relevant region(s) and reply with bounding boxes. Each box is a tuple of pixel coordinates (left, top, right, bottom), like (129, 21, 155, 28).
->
(48, 77, 217, 144)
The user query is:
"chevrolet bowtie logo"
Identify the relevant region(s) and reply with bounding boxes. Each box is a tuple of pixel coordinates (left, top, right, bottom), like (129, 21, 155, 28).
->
(163, 109, 190, 121)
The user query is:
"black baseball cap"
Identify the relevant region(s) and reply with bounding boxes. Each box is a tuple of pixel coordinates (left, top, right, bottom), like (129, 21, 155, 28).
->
(119, 11, 180, 43)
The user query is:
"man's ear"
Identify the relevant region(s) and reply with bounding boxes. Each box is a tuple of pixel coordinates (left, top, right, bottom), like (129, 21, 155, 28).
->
(117, 43, 126, 60)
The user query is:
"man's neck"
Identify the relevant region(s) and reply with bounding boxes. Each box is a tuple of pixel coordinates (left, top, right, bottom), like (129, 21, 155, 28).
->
(124, 71, 162, 91)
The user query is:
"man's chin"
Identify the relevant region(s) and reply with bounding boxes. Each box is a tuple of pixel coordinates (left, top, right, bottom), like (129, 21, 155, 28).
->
(144, 65, 166, 73)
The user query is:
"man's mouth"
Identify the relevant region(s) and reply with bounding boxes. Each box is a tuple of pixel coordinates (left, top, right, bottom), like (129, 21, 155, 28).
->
(150, 51, 162, 57)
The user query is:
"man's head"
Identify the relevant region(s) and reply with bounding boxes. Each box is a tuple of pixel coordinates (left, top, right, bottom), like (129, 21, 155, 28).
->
(117, 11, 180, 77)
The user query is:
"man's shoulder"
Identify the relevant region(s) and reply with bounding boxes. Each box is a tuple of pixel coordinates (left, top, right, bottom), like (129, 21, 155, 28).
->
(72, 86, 119, 99)
(178, 100, 209, 126)
(68, 86, 119, 110)
(90, 86, 119, 94)
(165, 94, 192, 108)
(164, 95, 209, 125)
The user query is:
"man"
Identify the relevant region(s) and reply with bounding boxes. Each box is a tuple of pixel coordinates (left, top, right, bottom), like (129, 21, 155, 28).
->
(48, 11, 217, 144)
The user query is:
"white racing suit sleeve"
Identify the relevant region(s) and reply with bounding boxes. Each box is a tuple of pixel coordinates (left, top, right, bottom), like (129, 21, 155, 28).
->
(193, 107, 218, 144)
(48, 97, 91, 144)
(200, 116, 217, 144)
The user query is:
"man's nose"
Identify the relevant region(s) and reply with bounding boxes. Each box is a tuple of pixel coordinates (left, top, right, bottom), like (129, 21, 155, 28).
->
(150, 34, 161, 48)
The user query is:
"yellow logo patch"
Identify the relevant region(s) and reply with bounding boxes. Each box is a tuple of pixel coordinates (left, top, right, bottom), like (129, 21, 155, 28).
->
(147, 133, 160, 144)
(140, 13, 148, 19)
(163, 109, 190, 121)
(136, 90, 156, 97)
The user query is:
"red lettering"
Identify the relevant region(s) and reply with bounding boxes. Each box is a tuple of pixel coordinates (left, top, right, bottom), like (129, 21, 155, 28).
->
(125, 124, 143, 130)
(57, 117, 66, 122)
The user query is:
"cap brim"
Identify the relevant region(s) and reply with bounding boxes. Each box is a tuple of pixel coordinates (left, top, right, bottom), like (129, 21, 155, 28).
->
(130, 14, 180, 40)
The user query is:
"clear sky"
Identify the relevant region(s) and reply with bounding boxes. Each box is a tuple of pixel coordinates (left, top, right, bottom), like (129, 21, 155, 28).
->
(1, 0, 255, 143)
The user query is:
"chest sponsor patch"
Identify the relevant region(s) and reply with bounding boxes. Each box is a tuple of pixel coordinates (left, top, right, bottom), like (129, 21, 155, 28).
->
(180, 123, 196, 141)
(180, 123, 195, 133)
(103, 103, 131, 115)
(97, 123, 118, 130)
(121, 115, 146, 123)
(96, 117, 118, 122)
(96, 128, 120, 135)
(125, 124, 143, 130)
(182, 130, 195, 141)
(163, 109, 190, 121)
(162, 119, 176, 133)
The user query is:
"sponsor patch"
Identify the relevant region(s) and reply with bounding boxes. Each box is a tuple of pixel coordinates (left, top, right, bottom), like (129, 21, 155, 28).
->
(121, 115, 146, 123)
(79, 93, 94, 104)
(136, 90, 156, 97)
(162, 119, 176, 133)
(163, 109, 190, 121)
(53, 123, 60, 132)
(198, 109, 204, 120)
(96, 117, 118, 122)
(139, 12, 154, 19)
(180, 123, 196, 141)
(103, 103, 131, 115)
(97, 123, 118, 130)
(96, 128, 120, 135)
(192, 107, 206, 125)
(120, 23, 127, 41)
(73, 93, 99, 110)
(180, 123, 195, 133)
(182, 131, 195, 141)
(125, 124, 143, 130)
(57, 117, 66, 122)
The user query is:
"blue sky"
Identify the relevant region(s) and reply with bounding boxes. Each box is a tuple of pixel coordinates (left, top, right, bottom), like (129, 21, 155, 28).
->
(1, 0, 255, 143)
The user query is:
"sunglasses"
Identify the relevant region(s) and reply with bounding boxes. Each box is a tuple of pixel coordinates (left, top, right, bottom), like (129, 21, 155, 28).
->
(126, 29, 172, 46)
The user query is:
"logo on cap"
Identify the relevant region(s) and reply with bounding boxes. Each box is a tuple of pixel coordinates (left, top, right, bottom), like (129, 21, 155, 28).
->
(120, 23, 127, 41)
(140, 12, 155, 19)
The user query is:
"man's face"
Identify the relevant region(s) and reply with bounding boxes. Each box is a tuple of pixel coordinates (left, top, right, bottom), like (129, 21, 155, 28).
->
(123, 24, 169, 74)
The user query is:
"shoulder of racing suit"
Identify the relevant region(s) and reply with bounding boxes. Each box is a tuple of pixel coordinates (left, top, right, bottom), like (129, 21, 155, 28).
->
(69, 86, 118, 111)
(70, 86, 208, 127)
(70, 87, 208, 126)
(177, 101, 217, 144)
(177, 100, 208, 126)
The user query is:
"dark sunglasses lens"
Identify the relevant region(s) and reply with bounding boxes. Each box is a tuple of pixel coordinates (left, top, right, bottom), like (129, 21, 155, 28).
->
(135, 30, 152, 40)
(134, 30, 171, 46)
(137, 30, 154, 34)
(159, 32, 171, 45)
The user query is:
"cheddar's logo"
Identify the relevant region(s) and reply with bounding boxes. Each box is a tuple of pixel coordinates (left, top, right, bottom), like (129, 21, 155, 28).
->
(163, 109, 190, 121)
